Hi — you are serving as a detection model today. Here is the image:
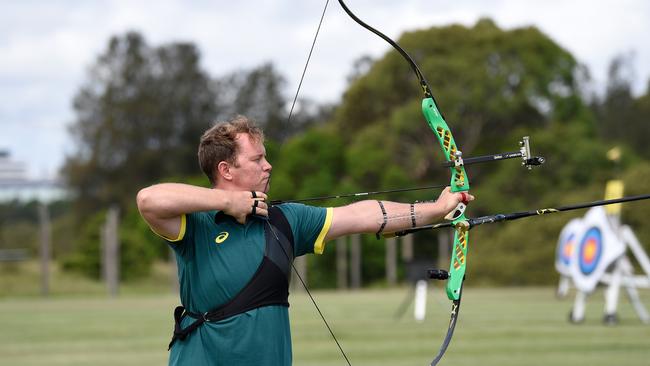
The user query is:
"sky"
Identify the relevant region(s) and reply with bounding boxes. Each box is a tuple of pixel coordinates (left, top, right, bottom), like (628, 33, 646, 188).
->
(1, 0, 649, 180)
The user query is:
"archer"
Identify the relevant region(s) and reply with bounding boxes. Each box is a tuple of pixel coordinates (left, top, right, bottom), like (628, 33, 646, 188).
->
(136, 115, 473, 366)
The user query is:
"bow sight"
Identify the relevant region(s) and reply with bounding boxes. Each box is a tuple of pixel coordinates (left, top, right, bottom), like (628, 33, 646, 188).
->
(441, 136, 545, 170)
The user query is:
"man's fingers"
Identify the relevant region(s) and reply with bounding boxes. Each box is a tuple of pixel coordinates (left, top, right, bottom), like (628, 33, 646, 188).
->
(230, 191, 268, 221)
(250, 192, 268, 216)
(251, 191, 268, 200)
(458, 191, 475, 204)
(254, 208, 269, 217)
(249, 198, 268, 217)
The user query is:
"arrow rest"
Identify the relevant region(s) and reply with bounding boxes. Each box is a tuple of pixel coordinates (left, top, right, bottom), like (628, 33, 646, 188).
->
(453, 150, 464, 168)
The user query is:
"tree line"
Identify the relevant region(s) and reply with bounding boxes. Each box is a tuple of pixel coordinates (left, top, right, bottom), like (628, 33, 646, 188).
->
(2, 18, 649, 287)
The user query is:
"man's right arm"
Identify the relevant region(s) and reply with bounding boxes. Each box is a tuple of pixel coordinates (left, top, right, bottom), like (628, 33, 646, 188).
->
(136, 183, 267, 240)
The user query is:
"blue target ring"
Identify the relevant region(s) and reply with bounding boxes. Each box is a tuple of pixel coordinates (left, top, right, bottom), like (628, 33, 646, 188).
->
(578, 227, 603, 275)
(558, 233, 575, 266)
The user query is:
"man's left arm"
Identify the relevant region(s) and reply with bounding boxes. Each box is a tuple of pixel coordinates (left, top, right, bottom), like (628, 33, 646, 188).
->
(325, 187, 473, 242)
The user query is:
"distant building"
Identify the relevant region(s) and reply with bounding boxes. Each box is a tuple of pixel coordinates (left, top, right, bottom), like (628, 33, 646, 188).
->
(0, 150, 69, 203)
(0, 150, 27, 182)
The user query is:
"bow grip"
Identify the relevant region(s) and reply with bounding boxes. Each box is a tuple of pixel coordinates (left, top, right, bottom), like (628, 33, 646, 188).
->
(444, 201, 467, 221)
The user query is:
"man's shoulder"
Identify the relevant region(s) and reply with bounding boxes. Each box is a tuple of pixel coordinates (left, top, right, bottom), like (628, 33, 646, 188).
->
(275, 202, 326, 216)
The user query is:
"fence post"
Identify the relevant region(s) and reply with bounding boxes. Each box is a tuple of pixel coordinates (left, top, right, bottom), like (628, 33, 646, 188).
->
(401, 234, 413, 262)
(292, 256, 308, 292)
(385, 236, 397, 285)
(350, 234, 362, 289)
(437, 230, 451, 270)
(102, 206, 120, 298)
(38, 203, 51, 297)
(336, 237, 348, 290)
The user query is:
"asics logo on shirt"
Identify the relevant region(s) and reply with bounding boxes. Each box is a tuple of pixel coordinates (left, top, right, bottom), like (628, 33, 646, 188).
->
(215, 232, 229, 244)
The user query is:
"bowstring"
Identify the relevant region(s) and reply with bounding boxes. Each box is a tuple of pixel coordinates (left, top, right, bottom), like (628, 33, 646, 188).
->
(286, 0, 331, 124)
(281, 1, 352, 364)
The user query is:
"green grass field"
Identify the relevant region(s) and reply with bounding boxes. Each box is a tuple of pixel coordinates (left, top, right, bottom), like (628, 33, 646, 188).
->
(1, 285, 649, 366)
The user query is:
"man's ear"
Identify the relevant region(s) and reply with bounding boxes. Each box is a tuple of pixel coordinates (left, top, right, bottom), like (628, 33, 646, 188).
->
(216, 161, 233, 181)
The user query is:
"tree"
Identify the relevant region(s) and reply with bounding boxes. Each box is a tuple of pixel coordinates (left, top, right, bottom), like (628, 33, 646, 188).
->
(216, 63, 321, 142)
(332, 18, 588, 191)
(593, 54, 650, 159)
(63, 31, 219, 213)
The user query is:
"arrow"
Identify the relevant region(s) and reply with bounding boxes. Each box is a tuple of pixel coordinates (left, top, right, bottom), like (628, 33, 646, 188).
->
(389, 193, 650, 237)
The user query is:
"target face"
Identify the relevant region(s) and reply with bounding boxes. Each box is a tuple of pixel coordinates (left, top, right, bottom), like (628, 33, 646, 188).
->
(558, 233, 575, 266)
(578, 227, 603, 275)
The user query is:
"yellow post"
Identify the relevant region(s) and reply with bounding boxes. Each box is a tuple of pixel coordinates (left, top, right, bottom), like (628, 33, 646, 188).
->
(604, 180, 624, 216)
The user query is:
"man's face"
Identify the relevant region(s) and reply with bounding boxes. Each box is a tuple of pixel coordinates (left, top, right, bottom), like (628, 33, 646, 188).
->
(230, 133, 272, 192)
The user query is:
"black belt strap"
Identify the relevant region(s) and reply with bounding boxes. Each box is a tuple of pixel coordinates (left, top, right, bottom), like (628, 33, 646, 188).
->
(169, 306, 205, 350)
(168, 304, 234, 350)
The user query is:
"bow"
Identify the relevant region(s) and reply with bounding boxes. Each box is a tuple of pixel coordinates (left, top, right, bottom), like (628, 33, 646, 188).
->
(335, 1, 470, 364)
(282, 1, 546, 365)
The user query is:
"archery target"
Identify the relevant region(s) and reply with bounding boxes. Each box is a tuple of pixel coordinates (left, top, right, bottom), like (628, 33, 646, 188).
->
(561, 234, 576, 266)
(569, 207, 625, 293)
(555, 219, 583, 276)
(578, 227, 603, 275)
